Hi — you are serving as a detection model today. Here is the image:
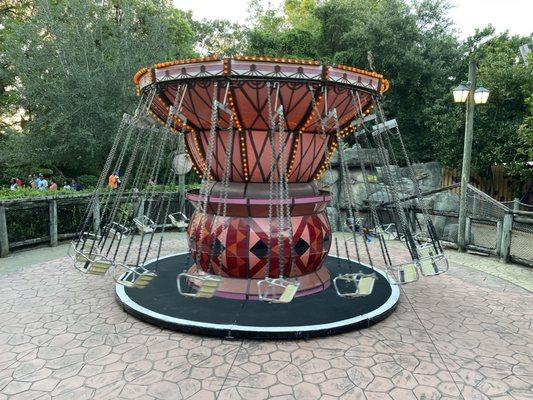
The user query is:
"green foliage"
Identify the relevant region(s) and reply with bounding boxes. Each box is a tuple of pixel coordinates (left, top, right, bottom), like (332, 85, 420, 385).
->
(244, 0, 532, 190)
(0, 183, 200, 201)
(6, 205, 50, 243)
(0, 1, 33, 134)
(245, 0, 464, 161)
(76, 174, 99, 188)
(1, 0, 196, 178)
(194, 19, 247, 56)
(1, 0, 531, 198)
(0, 187, 94, 200)
(430, 29, 533, 181)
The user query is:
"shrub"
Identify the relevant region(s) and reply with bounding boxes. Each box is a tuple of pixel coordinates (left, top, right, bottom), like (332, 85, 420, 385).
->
(76, 174, 99, 188)
(34, 167, 54, 178)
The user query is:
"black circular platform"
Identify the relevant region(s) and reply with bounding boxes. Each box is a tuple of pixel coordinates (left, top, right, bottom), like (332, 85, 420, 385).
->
(116, 253, 399, 339)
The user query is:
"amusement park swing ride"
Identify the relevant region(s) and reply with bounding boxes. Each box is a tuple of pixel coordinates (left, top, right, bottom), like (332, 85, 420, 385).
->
(69, 56, 448, 339)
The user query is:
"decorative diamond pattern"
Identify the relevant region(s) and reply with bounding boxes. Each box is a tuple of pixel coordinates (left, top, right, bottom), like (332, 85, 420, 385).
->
(188, 210, 331, 278)
(294, 238, 310, 256)
(250, 240, 268, 259)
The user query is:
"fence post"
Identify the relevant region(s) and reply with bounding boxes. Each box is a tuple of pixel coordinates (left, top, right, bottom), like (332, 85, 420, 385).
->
(49, 200, 58, 247)
(92, 199, 101, 235)
(465, 217, 471, 245)
(137, 197, 145, 218)
(513, 198, 520, 212)
(0, 205, 9, 257)
(500, 212, 513, 263)
(409, 208, 416, 232)
(495, 220, 502, 256)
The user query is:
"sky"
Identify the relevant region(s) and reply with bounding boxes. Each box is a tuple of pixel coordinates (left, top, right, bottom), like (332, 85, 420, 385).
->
(172, 0, 533, 39)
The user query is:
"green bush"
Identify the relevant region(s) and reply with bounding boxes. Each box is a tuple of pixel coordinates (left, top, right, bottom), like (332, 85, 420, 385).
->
(34, 167, 54, 178)
(0, 187, 94, 200)
(50, 175, 66, 186)
(76, 174, 99, 188)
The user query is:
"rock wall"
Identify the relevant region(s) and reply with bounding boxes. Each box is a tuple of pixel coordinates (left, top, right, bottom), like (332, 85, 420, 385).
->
(318, 144, 459, 240)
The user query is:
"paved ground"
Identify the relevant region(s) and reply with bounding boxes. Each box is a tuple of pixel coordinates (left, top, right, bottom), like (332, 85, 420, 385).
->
(0, 234, 532, 400)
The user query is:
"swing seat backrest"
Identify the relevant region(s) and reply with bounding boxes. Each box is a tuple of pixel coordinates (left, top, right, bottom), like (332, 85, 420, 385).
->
(83, 255, 113, 276)
(417, 245, 434, 259)
(134, 216, 155, 233)
(177, 273, 221, 299)
(117, 268, 156, 289)
(169, 213, 189, 228)
(274, 284, 298, 303)
(257, 278, 300, 304)
(418, 257, 439, 276)
(357, 274, 376, 295)
(333, 274, 359, 297)
(396, 263, 418, 284)
(108, 222, 130, 237)
(334, 273, 376, 298)
(419, 255, 448, 277)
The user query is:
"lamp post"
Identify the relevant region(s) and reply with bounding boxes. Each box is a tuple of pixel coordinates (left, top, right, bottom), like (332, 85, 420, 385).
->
(453, 59, 490, 252)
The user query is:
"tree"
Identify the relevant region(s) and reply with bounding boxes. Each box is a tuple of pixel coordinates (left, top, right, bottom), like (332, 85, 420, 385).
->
(1, 0, 196, 178)
(430, 29, 533, 185)
(0, 0, 33, 135)
(246, 0, 463, 160)
(194, 19, 247, 57)
(246, 0, 320, 59)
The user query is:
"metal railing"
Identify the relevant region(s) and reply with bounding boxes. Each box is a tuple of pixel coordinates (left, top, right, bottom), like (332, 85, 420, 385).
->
(0, 191, 192, 257)
(399, 185, 533, 267)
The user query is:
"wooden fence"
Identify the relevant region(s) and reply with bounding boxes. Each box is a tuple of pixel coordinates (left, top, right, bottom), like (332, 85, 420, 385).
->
(0, 191, 189, 258)
(441, 165, 532, 202)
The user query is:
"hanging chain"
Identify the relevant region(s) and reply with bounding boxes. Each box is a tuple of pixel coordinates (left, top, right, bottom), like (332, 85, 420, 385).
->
(195, 82, 221, 273)
(374, 100, 438, 251)
(277, 104, 293, 278)
(207, 89, 235, 274)
(351, 91, 392, 268)
(265, 83, 276, 279)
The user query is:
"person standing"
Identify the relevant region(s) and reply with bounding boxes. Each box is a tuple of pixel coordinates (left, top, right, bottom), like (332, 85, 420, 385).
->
(71, 179, 82, 191)
(33, 174, 41, 189)
(38, 174, 48, 190)
(108, 172, 118, 189)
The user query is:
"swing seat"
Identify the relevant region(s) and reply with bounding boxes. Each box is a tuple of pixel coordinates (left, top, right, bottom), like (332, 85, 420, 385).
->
(418, 255, 449, 277)
(376, 223, 396, 240)
(390, 263, 419, 284)
(177, 273, 222, 298)
(69, 243, 111, 276)
(107, 222, 131, 237)
(417, 244, 434, 259)
(86, 257, 113, 276)
(133, 216, 156, 234)
(257, 278, 300, 304)
(333, 273, 376, 298)
(115, 264, 157, 289)
(168, 212, 189, 229)
(68, 232, 101, 258)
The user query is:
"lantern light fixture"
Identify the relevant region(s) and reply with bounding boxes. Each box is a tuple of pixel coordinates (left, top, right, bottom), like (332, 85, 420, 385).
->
(452, 83, 470, 103)
(474, 86, 490, 104)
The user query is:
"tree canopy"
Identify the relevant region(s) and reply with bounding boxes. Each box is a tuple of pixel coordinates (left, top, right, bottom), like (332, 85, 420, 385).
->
(0, 0, 531, 192)
(1, 0, 195, 178)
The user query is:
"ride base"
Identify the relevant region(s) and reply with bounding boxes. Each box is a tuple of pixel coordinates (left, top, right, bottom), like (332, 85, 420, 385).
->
(116, 253, 399, 340)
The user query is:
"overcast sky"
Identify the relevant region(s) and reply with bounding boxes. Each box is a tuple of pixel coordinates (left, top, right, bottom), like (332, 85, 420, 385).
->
(173, 0, 532, 39)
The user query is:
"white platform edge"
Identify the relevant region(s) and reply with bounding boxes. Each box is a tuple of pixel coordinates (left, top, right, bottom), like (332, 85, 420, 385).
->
(116, 252, 400, 333)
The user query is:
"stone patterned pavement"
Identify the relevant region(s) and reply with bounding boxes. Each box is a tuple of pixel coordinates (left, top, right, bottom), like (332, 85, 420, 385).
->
(0, 234, 532, 400)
